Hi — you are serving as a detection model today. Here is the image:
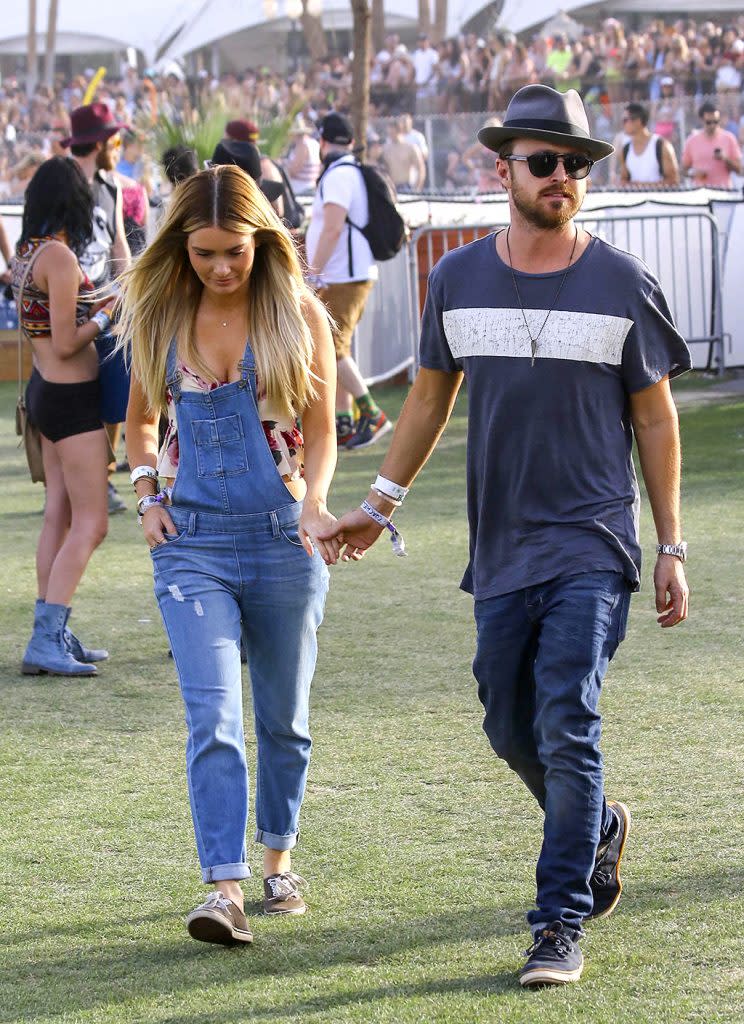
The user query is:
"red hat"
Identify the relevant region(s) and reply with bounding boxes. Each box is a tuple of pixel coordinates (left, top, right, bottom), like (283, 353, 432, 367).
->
(226, 119, 260, 143)
(61, 103, 127, 147)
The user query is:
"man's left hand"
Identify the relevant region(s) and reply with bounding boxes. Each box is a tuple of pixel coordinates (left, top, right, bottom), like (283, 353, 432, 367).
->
(654, 554, 689, 627)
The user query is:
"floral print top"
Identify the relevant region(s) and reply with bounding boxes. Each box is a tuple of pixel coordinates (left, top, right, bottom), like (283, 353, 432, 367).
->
(158, 363, 304, 483)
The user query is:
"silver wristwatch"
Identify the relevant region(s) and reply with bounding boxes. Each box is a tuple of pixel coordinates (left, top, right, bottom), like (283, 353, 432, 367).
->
(656, 542, 688, 562)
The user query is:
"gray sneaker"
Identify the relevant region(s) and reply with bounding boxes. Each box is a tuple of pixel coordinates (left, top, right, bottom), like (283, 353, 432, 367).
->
(186, 891, 253, 945)
(263, 872, 307, 915)
(107, 482, 127, 514)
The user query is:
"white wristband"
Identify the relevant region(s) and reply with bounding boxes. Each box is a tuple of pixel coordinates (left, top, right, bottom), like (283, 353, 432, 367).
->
(373, 475, 409, 503)
(130, 465, 159, 485)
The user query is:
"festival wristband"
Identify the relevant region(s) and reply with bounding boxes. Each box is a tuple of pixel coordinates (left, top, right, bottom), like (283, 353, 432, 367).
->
(137, 492, 166, 518)
(90, 310, 111, 333)
(130, 465, 159, 486)
(373, 475, 409, 503)
(360, 500, 407, 557)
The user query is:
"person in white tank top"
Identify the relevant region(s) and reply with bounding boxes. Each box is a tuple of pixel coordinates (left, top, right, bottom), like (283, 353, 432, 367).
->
(619, 102, 679, 186)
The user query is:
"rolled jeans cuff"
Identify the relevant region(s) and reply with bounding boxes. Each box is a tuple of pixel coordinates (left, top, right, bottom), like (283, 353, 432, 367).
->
(201, 861, 252, 883)
(254, 828, 299, 851)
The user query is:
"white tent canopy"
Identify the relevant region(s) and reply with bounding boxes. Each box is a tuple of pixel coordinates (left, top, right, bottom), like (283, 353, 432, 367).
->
(0, 1, 491, 66)
(498, 1, 744, 37)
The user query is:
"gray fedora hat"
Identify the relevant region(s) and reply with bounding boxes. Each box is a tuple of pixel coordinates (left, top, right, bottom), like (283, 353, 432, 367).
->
(478, 84, 614, 161)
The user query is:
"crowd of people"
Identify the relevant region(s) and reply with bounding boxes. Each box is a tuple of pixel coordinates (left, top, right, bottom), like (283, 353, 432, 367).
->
(2, 15, 744, 199)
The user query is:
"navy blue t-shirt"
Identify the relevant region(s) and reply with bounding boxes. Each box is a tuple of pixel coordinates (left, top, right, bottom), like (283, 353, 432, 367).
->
(419, 233, 691, 600)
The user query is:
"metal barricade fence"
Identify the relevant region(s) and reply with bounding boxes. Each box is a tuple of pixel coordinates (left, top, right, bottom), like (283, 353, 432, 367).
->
(405, 210, 724, 372)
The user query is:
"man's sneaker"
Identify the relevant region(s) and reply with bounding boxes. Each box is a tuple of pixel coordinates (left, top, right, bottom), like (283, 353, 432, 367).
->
(107, 482, 127, 514)
(343, 410, 392, 450)
(587, 799, 632, 920)
(186, 891, 253, 946)
(519, 922, 584, 987)
(263, 872, 307, 915)
(336, 414, 355, 447)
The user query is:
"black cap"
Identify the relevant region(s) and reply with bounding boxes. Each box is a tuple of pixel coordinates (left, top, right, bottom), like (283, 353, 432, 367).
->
(211, 139, 284, 202)
(319, 112, 353, 145)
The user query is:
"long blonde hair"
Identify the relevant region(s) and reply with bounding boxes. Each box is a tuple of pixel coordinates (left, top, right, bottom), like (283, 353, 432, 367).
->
(116, 164, 316, 419)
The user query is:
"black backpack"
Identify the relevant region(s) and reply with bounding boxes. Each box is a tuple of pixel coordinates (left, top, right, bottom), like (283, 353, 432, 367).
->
(320, 160, 406, 274)
(268, 157, 304, 230)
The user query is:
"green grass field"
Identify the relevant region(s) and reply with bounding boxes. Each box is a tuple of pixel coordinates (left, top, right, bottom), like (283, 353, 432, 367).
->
(0, 379, 742, 1023)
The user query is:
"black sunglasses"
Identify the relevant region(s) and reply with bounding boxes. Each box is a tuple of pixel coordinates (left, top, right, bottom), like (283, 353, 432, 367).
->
(504, 151, 594, 180)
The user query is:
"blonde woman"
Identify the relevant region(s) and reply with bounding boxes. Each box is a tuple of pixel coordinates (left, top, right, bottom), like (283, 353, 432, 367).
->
(118, 165, 339, 946)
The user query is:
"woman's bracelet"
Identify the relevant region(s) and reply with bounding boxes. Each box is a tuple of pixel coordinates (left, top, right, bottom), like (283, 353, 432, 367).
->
(130, 465, 159, 486)
(360, 500, 406, 557)
(137, 492, 166, 520)
(91, 310, 111, 334)
(373, 475, 409, 503)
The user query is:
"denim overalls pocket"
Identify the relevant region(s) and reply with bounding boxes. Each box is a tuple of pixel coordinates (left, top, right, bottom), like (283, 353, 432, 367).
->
(280, 522, 305, 548)
(191, 415, 249, 477)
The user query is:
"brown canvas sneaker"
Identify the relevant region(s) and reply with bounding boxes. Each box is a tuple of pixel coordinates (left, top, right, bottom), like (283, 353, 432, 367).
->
(186, 891, 254, 945)
(263, 872, 307, 915)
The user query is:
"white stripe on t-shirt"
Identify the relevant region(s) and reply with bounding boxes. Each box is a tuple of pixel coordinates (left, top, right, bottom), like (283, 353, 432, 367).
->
(442, 307, 633, 364)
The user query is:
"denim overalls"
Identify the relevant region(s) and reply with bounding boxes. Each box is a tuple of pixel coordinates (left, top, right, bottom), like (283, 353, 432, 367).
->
(151, 338, 329, 884)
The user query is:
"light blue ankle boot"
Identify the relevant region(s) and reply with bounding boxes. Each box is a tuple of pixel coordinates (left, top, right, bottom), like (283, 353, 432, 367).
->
(22, 601, 97, 676)
(34, 599, 109, 663)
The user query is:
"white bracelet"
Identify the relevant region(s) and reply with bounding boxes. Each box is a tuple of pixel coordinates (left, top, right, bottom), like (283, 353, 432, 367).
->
(130, 465, 159, 486)
(372, 487, 402, 507)
(91, 310, 111, 333)
(373, 475, 409, 503)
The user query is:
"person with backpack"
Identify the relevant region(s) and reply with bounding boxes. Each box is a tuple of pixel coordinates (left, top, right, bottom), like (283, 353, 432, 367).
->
(618, 103, 679, 187)
(306, 112, 395, 450)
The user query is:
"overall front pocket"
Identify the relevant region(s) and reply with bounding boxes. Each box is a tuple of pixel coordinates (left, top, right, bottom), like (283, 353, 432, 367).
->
(191, 415, 249, 478)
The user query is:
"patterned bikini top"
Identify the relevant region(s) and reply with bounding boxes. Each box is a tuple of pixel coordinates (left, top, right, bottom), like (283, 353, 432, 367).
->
(12, 237, 97, 339)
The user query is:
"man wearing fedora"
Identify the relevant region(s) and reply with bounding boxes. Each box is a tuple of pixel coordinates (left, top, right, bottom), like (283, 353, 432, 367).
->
(63, 102, 130, 293)
(320, 85, 691, 986)
(64, 103, 132, 513)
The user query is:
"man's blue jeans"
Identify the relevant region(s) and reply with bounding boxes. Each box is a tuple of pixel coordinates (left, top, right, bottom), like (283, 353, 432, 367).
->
(473, 570, 631, 932)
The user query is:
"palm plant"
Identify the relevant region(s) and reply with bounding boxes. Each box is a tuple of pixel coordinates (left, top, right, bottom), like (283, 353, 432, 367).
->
(149, 107, 228, 166)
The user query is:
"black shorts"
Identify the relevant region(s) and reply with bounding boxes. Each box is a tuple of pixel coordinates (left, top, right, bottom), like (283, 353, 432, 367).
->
(26, 369, 103, 442)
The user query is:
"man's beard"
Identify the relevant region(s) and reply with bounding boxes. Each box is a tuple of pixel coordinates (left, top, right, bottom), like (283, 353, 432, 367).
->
(511, 178, 583, 229)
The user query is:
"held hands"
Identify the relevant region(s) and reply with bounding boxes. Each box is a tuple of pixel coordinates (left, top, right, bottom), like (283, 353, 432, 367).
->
(654, 554, 689, 627)
(299, 499, 342, 565)
(316, 507, 386, 563)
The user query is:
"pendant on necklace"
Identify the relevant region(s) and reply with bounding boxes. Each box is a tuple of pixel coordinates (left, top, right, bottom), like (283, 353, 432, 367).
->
(221, 321, 228, 327)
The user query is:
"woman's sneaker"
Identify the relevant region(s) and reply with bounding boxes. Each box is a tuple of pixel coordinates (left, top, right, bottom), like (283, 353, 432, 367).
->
(519, 922, 584, 987)
(263, 872, 307, 915)
(186, 891, 253, 945)
(587, 799, 632, 920)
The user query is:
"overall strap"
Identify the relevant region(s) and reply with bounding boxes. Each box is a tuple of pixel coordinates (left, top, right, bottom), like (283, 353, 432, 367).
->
(237, 338, 256, 394)
(15, 239, 56, 402)
(165, 337, 182, 401)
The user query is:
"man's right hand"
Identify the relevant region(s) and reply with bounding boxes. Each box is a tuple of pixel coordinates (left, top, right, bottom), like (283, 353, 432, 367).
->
(316, 507, 386, 562)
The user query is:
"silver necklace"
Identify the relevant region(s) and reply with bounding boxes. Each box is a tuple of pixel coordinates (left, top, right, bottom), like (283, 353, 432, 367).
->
(505, 225, 578, 366)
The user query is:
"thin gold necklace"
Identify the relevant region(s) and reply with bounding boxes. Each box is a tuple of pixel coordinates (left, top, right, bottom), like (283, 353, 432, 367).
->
(505, 225, 579, 366)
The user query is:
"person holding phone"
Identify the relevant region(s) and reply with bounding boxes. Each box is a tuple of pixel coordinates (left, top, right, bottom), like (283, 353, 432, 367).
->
(682, 101, 742, 188)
